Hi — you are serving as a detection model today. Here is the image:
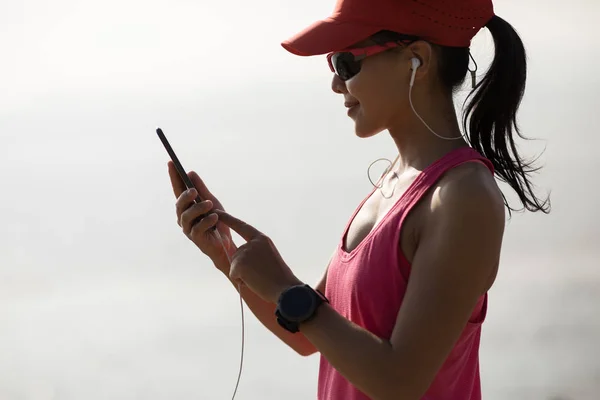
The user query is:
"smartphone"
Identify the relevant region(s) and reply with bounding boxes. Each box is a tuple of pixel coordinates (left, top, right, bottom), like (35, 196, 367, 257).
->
(156, 126, 215, 229)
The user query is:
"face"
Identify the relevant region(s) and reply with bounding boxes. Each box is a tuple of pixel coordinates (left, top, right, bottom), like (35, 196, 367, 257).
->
(329, 39, 414, 138)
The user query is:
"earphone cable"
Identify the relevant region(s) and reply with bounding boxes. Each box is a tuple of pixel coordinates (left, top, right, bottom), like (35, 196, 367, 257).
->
(211, 228, 245, 400)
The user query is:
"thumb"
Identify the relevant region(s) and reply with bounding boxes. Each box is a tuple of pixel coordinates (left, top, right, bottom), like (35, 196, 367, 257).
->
(168, 161, 187, 197)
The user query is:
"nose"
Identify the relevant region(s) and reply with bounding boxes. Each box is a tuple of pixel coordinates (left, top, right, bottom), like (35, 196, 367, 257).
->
(331, 74, 347, 95)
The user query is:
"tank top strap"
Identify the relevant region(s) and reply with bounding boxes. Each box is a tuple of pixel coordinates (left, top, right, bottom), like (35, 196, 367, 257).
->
(397, 146, 494, 221)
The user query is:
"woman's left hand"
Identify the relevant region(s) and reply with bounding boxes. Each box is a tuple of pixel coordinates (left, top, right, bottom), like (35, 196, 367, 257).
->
(214, 210, 303, 303)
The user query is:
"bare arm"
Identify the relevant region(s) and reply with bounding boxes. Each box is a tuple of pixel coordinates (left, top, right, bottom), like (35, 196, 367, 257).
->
(298, 169, 505, 399)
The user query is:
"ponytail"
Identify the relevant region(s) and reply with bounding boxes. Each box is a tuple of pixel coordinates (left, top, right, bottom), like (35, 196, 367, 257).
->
(463, 15, 550, 215)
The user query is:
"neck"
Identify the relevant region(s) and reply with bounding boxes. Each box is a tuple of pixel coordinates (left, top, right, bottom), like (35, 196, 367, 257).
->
(388, 91, 467, 173)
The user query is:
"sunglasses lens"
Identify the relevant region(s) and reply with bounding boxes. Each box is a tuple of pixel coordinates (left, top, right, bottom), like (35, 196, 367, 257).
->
(332, 52, 361, 81)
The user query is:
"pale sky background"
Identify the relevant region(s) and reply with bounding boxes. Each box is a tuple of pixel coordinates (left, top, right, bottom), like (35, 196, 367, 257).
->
(0, 0, 599, 399)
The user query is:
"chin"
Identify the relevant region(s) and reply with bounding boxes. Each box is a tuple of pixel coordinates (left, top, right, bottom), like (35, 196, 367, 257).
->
(348, 107, 385, 138)
(353, 118, 384, 138)
(354, 129, 378, 138)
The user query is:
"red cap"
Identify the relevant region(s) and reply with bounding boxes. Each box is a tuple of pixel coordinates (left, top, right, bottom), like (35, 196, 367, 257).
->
(281, 0, 495, 56)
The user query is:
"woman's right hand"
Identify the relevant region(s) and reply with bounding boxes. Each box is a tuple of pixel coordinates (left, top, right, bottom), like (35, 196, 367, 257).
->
(167, 161, 236, 272)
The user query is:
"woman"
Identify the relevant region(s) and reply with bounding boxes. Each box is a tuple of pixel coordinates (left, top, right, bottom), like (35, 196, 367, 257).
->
(168, 0, 549, 398)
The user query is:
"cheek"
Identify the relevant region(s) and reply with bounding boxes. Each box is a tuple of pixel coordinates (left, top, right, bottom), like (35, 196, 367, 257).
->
(345, 81, 384, 137)
(347, 75, 405, 124)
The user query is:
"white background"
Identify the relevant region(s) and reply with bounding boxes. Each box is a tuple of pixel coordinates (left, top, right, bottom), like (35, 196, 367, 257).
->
(0, 0, 598, 399)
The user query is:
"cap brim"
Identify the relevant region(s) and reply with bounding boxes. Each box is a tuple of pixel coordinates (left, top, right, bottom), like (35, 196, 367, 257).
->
(281, 17, 381, 56)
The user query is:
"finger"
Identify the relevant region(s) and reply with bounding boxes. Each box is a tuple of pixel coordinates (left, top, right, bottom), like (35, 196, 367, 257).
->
(181, 200, 214, 234)
(168, 161, 187, 198)
(175, 189, 200, 224)
(214, 210, 261, 242)
(188, 171, 217, 202)
(189, 213, 219, 238)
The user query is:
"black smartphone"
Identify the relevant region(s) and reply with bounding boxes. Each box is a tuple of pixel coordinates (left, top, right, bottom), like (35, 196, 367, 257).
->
(156, 126, 215, 228)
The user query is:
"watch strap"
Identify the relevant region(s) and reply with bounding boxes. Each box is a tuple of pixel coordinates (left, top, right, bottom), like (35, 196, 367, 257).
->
(275, 285, 328, 333)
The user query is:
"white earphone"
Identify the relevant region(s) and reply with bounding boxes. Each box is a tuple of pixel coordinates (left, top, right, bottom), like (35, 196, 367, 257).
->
(409, 57, 421, 87)
(407, 56, 464, 140)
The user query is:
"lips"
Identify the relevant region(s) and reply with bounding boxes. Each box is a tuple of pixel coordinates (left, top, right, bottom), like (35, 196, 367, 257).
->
(344, 101, 359, 108)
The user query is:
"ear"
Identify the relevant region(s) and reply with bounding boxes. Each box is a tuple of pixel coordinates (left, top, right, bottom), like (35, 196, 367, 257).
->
(406, 40, 434, 82)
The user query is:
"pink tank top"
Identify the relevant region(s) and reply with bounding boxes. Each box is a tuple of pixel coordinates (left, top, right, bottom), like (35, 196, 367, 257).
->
(317, 147, 494, 400)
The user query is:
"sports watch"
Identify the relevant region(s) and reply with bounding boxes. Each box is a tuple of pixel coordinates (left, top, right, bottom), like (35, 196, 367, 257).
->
(275, 284, 329, 333)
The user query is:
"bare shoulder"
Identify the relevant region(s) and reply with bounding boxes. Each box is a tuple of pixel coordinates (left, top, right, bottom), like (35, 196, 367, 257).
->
(401, 161, 505, 264)
(428, 161, 505, 229)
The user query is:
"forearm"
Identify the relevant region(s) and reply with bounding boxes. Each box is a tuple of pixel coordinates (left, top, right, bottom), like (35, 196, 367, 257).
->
(215, 257, 317, 357)
(300, 304, 419, 400)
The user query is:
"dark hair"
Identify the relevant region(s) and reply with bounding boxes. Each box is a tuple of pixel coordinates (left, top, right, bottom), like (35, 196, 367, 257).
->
(373, 16, 551, 215)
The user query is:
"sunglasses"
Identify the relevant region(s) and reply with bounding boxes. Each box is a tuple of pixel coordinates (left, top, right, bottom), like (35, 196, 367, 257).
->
(327, 39, 415, 81)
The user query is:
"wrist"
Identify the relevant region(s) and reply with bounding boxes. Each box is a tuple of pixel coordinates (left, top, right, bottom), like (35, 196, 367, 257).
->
(275, 284, 329, 333)
(214, 258, 232, 278)
(213, 245, 237, 273)
(272, 277, 304, 304)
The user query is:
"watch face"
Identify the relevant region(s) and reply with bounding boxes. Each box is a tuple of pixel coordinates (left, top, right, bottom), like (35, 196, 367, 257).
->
(280, 286, 316, 321)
